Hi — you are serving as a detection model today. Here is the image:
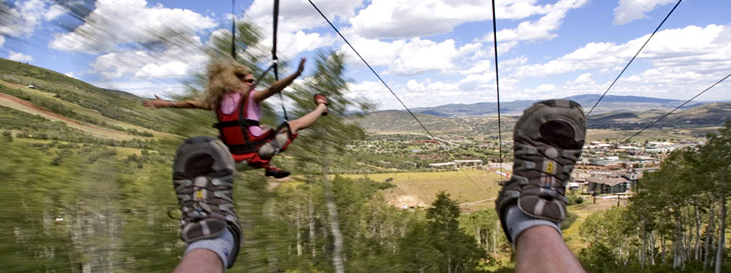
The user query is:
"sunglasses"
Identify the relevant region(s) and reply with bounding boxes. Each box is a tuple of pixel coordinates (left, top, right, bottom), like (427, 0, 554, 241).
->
(235, 72, 256, 83)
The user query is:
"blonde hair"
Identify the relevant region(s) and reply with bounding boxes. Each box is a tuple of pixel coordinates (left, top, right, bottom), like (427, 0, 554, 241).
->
(203, 57, 252, 110)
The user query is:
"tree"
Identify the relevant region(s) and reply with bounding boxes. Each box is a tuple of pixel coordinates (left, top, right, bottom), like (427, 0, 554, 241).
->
(699, 120, 731, 273)
(426, 191, 487, 273)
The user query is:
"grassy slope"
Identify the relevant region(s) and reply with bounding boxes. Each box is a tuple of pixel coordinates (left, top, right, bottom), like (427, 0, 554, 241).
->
(0, 58, 210, 139)
(342, 169, 502, 210)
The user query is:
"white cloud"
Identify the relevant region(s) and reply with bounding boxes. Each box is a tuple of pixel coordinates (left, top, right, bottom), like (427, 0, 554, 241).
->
(350, 0, 587, 39)
(261, 30, 336, 60)
(616, 66, 730, 101)
(614, 0, 676, 25)
(338, 38, 406, 67)
(338, 37, 480, 76)
(246, 0, 363, 34)
(135, 61, 188, 79)
(496, 10, 564, 41)
(501, 56, 529, 68)
(385, 38, 461, 75)
(571, 73, 594, 84)
(242, 0, 359, 61)
(347, 79, 485, 110)
(514, 25, 731, 79)
(0, 36, 4, 47)
(49, 0, 216, 53)
(492, 0, 587, 42)
(348, 75, 500, 110)
(346, 80, 392, 108)
(90, 45, 208, 80)
(9, 51, 33, 62)
(43, 3, 65, 21)
(460, 59, 491, 75)
(65, 72, 76, 79)
(0, 0, 58, 37)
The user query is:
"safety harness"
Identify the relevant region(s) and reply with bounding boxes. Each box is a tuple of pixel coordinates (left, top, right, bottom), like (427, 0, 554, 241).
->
(213, 92, 290, 155)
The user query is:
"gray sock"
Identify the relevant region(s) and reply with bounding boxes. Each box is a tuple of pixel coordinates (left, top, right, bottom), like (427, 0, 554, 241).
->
(185, 228, 235, 270)
(505, 205, 562, 245)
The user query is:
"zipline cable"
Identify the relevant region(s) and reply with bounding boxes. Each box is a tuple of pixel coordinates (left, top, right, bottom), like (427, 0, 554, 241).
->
(586, 0, 683, 117)
(230, 0, 237, 60)
(622, 72, 731, 144)
(490, 0, 504, 175)
(308, 0, 489, 190)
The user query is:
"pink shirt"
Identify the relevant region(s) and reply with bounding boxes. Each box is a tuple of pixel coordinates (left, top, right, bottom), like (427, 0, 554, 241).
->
(220, 91, 263, 136)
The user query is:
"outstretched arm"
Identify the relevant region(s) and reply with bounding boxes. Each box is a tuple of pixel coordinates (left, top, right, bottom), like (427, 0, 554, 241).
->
(143, 95, 210, 110)
(252, 58, 306, 103)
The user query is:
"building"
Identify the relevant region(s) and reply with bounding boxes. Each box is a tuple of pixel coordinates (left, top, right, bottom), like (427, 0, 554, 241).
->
(428, 159, 483, 170)
(454, 159, 483, 168)
(428, 162, 456, 170)
(587, 175, 629, 194)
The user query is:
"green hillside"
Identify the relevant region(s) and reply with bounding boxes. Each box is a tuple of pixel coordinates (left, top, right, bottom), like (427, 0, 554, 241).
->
(0, 58, 217, 147)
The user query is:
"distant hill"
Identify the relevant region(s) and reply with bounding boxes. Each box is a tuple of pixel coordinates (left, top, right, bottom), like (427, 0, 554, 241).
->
(410, 94, 703, 117)
(411, 100, 535, 117)
(351, 110, 474, 134)
(358, 101, 731, 134)
(587, 102, 731, 129)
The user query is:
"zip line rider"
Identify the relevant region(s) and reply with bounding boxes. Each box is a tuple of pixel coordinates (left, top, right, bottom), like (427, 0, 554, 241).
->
(144, 57, 329, 179)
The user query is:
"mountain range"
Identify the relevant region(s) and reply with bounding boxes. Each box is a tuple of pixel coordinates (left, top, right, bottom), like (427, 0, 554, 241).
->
(410, 94, 713, 117)
(358, 97, 731, 133)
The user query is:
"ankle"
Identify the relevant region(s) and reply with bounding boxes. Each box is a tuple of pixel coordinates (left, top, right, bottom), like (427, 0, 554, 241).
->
(506, 205, 561, 245)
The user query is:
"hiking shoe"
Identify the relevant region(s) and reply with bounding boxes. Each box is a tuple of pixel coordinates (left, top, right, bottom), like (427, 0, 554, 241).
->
(173, 136, 241, 267)
(495, 100, 586, 242)
(265, 166, 290, 178)
(314, 94, 329, 116)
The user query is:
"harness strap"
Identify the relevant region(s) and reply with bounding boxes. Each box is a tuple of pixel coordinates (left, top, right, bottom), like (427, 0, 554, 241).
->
(213, 119, 259, 129)
(227, 144, 256, 154)
(275, 122, 292, 140)
(237, 92, 253, 149)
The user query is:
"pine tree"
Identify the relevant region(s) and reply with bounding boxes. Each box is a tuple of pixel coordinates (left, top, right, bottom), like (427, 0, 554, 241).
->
(426, 191, 487, 273)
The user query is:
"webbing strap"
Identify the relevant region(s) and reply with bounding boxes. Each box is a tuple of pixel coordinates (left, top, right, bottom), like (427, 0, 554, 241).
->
(230, 0, 236, 60)
(272, 0, 288, 121)
(213, 119, 259, 129)
(237, 92, 253, 148)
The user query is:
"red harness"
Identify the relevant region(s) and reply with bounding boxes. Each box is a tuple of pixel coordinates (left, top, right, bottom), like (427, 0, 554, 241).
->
(213, 92, 293, 166)
(213, 92, 263, 154)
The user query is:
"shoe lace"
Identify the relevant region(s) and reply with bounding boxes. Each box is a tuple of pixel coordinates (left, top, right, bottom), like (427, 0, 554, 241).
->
(168, 185, 215, 221)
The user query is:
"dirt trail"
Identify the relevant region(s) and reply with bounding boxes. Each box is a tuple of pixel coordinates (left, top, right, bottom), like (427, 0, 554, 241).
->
(0, 92, 138, 140)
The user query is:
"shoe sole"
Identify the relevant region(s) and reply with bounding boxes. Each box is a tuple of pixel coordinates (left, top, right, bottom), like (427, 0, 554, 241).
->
(173, 136, 241, 268)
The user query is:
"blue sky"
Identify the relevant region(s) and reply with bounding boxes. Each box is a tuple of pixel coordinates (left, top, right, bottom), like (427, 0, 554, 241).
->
(1, 0, 729, 110)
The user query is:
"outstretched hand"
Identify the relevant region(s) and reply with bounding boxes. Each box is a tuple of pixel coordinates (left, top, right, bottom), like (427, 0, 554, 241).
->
(143, 95, 166, 108)
(296, 57, 306, 75)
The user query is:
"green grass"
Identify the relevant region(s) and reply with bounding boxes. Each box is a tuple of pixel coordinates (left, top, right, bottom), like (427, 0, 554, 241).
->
(342, 169, 502, 209)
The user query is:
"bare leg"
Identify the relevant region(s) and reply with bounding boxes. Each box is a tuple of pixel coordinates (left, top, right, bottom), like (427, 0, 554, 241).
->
(286, 104, 327, 134)
(515, 226, 585, 273)
(172, 249, 223, 273)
